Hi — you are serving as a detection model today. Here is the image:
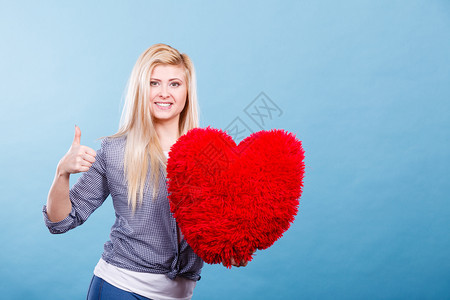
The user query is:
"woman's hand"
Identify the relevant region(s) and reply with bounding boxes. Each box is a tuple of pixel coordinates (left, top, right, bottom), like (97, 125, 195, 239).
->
(224, 257, 249, 268)
(57, 125, 97, 176)
(222, 250, 256, 268)
(46, 125, 96, 222)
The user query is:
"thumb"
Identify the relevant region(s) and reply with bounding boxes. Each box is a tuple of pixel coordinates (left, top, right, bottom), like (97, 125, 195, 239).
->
(73, 125, 81, 146)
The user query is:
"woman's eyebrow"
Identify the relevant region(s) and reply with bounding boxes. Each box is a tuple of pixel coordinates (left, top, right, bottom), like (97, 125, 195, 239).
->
(150, 78, 183, 81)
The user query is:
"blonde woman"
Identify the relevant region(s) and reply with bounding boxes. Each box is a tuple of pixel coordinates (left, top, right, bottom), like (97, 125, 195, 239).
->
(44, 44, 222, 299)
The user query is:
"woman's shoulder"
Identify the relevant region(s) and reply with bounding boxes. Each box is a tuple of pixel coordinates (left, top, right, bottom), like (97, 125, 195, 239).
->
(99, 134, 127, 154)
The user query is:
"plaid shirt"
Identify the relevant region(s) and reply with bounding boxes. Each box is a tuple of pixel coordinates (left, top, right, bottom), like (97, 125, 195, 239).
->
(43, 135, 203, 281)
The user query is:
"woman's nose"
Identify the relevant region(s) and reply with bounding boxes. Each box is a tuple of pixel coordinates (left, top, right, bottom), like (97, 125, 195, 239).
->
(159, 85, 169, 98)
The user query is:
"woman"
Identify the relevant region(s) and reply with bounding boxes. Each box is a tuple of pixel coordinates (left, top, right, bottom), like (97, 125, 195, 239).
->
(43, 43, 248, 300)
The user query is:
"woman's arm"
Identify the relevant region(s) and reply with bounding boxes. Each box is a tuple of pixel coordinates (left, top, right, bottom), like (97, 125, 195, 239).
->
(46, 168, 72, 222)
(46, 125, 97, 222)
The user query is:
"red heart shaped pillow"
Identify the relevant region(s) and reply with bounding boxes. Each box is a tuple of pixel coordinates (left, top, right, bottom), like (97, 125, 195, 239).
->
(166, 126, 305, 267)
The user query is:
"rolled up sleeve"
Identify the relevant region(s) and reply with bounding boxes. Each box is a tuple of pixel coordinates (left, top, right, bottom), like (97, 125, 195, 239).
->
(42, 205, 78, 234)
(43, 138, 111, 234)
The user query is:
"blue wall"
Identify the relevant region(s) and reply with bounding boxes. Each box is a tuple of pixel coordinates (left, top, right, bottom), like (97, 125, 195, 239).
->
(1, 0, 449, 299)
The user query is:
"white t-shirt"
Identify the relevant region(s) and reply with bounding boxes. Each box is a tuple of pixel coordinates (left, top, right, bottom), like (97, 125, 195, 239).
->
(94, 259, 196, 300)
(93, 150, 196, 300)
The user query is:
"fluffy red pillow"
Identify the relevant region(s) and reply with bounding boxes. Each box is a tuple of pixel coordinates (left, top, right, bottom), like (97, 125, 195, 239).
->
(166, 126, 305, 267)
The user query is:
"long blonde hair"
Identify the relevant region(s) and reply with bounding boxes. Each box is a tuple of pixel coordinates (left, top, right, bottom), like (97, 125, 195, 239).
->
(109, 43, 199, 212)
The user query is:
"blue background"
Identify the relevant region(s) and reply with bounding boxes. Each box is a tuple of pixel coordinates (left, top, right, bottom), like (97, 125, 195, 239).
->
(1, 0, 449, 299)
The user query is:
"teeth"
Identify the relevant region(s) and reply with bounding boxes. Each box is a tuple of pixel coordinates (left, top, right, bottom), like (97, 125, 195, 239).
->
(156, 102, 172, 107)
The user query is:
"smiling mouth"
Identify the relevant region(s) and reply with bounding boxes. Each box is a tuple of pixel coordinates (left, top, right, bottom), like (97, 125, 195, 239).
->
(155, 102, 173, 108)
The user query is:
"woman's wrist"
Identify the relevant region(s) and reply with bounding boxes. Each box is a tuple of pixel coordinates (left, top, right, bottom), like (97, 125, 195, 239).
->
(56, 160, 70, 178)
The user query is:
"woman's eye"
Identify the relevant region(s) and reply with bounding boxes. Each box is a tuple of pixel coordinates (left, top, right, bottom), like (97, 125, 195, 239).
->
(150, 81, 159, 86)
(170, 82, 181, 87)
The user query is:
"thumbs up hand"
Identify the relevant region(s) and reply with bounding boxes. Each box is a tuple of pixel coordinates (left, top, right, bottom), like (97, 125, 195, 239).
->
(57, 125, 97, 176)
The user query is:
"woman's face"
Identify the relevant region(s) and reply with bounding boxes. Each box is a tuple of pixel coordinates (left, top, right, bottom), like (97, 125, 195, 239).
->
(149, 64, 187, 125)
